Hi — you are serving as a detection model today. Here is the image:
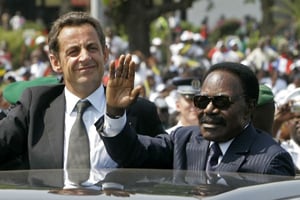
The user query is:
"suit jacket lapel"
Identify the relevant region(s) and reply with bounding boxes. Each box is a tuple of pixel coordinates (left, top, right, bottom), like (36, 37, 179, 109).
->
(186, 135, 210, 171)
(217, 124, 256, 172)
(127, 115, 137, 130)
(44, 91, 65, 168)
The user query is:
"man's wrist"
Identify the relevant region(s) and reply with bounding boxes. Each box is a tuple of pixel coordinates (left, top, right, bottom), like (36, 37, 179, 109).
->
(106, 105, 125, 118)
(106, 112, 122, 119)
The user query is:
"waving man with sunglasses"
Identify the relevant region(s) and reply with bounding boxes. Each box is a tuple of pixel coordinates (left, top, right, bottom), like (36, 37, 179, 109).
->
(98, 61, 295, 176)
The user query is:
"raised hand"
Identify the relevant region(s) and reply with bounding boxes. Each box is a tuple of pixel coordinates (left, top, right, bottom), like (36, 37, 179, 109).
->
(106, 54, 142, 117)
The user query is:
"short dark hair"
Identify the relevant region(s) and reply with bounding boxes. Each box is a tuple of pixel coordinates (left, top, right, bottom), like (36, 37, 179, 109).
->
(202, 62, 259, 104)
(47, 11, 106, 58)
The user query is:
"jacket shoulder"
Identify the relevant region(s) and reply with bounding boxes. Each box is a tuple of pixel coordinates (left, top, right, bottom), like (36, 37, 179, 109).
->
(21, 84, 64, 100)
(128, 97, 156, 111)
(172, 126, 201, 141)
(16, 84, 65, 108)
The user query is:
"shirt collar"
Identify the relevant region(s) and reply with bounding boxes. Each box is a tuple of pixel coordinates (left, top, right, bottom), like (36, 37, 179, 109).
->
(65, 85, 105, 114)
(217, 122, 250, 155)
(218, 139, 234, 155)
(209, 139, 233, 156)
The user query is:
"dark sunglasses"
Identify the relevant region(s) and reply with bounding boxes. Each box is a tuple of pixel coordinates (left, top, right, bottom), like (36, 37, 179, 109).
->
(193, 95, 244, 109)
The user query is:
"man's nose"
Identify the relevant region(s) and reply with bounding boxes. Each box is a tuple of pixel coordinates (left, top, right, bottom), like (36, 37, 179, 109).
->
(79, 49, 91, 61)
(203, 101, 218, 113)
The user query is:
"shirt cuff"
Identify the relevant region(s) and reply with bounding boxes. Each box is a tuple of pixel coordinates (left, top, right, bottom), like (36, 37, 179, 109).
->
(102, 112, 126, 137)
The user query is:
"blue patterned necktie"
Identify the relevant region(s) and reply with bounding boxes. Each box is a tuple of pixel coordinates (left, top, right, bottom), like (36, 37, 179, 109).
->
(206, 142, 222, 171)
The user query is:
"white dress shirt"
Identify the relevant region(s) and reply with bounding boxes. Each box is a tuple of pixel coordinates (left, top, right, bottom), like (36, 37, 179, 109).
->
(281, 139, 300, 171)
(209, 139, 233, 165)
(166, 121, 182, 134)
(63, 85, 126, 188)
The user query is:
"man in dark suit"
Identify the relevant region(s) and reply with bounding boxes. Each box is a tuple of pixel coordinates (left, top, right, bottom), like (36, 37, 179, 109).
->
(100, 62, 295, 176)
(0, 11, 164, 172)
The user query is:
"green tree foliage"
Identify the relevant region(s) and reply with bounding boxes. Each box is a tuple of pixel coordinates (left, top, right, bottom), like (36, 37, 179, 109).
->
(0, 21, 45, 70)
(271, 0, 300, 37)
(102, 0, 197, 57)
(209, 19, 242, 44)
(0, 28, 26, 69)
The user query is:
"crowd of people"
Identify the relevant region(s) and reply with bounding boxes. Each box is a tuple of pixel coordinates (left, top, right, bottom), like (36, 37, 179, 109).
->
(0, 10, 300, 189)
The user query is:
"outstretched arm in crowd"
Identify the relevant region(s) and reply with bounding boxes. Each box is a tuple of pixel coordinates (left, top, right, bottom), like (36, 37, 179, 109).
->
(273, 101, 300, 140)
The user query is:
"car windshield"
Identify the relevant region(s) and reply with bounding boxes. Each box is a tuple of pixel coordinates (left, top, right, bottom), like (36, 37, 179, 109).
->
(0, 168, 297, 199)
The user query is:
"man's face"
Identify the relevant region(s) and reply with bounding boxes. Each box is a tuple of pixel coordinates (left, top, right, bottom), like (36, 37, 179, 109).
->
(197, 70, 250, 142)
(290, 118, 300, 145)
(49, 24, 108, 98)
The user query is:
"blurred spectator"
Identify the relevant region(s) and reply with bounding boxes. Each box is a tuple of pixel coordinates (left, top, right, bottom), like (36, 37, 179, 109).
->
(226, 39, 244, 62)
(276, 88, 300, 171)
(178, 30, 204, 62)
(276, 39, 293, 77)
(1, 11, 10, 30)
(275, 71, 300, 105)
(150, 37, 164, 68)
(0, 40, 12, 72)
(144, 70, 159, 100)
(9, 11, 25, 30)
(30, 35, 51, 79)
(169, 34, 185, 70)
(281, 116, 300, 172)
(211, 40, 228, 64)
(105, 27, 128, 62)
(243, 37, 277, 72)
(32, 35, 49, 63)
(260, 64, 287, 96)
(166, 77, 201, 134)
(199, 16, 209, 46)
(273, 88, 300, 140)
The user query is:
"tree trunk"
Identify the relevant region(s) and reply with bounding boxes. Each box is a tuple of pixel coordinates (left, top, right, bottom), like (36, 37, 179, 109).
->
(59, 0, 72, 16)
(125, 15, 151, 57)
(260, 0, 275, 35)
(113, 0, 196, 57)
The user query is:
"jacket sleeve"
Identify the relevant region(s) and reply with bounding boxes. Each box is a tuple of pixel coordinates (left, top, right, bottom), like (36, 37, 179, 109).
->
(0, 88, 31, 163)
(96, 116, 173, 169)
(265, 150, 296, 176)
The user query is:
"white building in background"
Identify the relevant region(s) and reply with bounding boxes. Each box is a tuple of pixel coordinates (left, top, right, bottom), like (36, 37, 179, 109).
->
(187, 0, 262, 29)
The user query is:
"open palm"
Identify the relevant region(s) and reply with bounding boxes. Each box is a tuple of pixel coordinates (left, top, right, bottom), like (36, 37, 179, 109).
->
(106, 54, 141, 116)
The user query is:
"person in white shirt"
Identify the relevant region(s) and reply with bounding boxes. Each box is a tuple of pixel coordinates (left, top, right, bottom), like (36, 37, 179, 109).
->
(211, 40, 228, 65)
(278, 97, 300, 171)
(281, 132, 300, 172)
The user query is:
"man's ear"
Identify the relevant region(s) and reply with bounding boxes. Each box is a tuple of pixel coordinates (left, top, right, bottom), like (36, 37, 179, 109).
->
(49, 54, 62, 73)
(245, 99, 257, 118)
(249, 99, 257, 111)
(175, 100, 181, 111)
